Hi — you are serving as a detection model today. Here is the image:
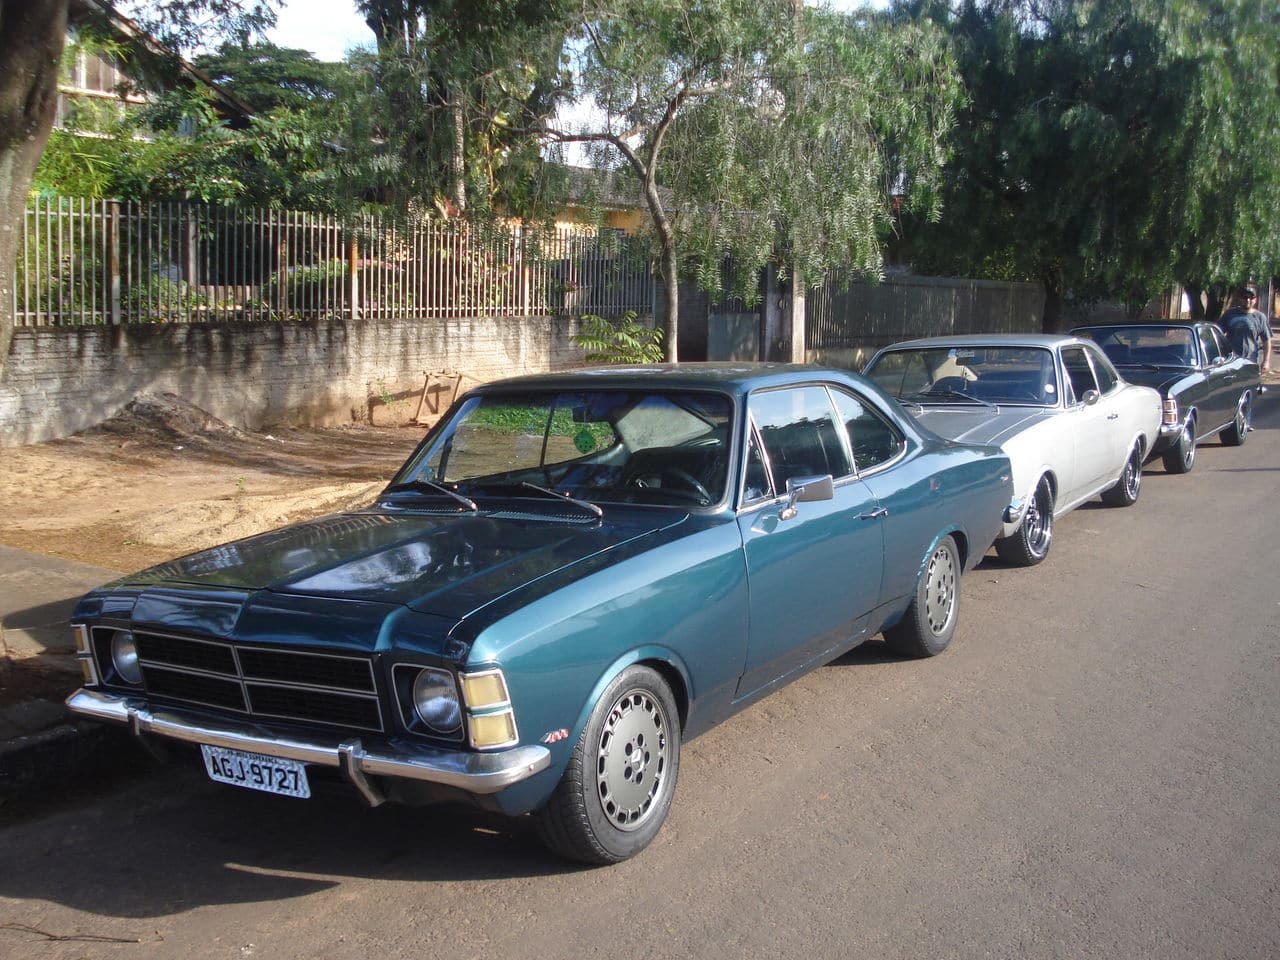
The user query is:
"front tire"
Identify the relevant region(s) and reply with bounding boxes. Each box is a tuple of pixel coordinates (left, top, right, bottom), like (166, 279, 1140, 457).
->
(884, 536, 960, 658)
(1101, 443, 1143, 506)
(533, 666, 680, 865)
(995, 476, 1054, 566)
(1220, 393, 1252, 446)
(1162, 416, 1196, 474)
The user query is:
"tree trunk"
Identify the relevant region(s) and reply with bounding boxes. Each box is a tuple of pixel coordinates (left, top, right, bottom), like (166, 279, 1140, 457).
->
(659, 237, 679, 363)
(1040, 270, 1066, 333)
(1183, 282, 1205, 319)
(449, 98, 467, 214)
(0, 0, 68, 381)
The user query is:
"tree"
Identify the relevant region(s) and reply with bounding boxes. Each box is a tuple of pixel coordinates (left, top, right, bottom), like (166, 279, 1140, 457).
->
(352, 0, 570, 217)
(530, 0, 960, 361)
(897, 0, 1280, 330)
(0, 0, 278, 380)
(194, 40, 348, 114)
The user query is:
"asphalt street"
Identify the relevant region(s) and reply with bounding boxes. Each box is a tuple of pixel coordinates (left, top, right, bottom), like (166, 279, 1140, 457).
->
(2, 400, 1277, 960)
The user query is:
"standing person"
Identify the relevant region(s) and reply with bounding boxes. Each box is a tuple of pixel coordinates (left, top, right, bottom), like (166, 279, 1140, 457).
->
(1220, 285, 1272, 373)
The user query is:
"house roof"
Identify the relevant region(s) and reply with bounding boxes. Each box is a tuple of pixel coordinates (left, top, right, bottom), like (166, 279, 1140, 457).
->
(67, 0, 255, 126)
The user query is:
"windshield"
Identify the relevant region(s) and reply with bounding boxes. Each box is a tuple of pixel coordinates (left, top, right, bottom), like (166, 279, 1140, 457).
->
(392, 389, 734, 508)
(1075, 326, 1196, 368)
(865, 346, 1059, 406)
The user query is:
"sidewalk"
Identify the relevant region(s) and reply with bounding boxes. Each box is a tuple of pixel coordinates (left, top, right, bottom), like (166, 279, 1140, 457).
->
(0, 546, 126, 795)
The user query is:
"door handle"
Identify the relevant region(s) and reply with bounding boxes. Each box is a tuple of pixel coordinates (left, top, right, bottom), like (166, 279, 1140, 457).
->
(859, 508, 888, 519)
(1106, 413, 1119, 420)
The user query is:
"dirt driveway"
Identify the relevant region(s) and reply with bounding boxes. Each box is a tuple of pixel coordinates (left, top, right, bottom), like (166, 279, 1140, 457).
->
(0, 394, 425, 573)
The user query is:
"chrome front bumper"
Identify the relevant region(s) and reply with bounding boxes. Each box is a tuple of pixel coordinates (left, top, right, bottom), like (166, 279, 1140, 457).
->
(66, 689, 551, 803)
(1003, 496, 1028, 525)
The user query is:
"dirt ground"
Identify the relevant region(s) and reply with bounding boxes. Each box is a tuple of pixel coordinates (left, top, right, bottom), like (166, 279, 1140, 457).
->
(0, 393, 426, 573)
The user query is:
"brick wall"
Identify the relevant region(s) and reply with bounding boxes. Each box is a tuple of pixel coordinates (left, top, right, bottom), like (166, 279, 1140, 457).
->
(0, 314, 598, 447)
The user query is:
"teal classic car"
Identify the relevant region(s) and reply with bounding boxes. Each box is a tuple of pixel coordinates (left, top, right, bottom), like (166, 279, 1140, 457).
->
(66, 365, 1012, 863)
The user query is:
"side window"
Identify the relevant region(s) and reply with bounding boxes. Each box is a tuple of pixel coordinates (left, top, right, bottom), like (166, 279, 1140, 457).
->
(1201, 325, 1224, 362)
(749, 386, 851, 490)
(1062, 347, 1099, 402)
(1087, 345, 1119, 393)
(830, 388, 905, 472)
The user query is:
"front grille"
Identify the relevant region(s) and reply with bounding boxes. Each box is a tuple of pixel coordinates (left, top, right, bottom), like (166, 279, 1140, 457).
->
(120, 629, 383, 733)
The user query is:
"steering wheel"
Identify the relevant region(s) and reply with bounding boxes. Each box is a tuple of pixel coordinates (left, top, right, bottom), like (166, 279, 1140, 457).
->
(631, 467, 712, 504)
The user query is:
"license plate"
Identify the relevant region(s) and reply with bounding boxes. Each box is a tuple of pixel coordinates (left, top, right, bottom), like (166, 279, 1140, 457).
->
(200, 745, 311, 799)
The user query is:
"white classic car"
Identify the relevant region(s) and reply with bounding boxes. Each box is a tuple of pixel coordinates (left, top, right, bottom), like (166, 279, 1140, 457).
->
(863, 334, 1162, 566)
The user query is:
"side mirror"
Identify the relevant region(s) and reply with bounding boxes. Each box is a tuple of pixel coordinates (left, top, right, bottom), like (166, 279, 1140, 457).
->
(780, 474, 834, 521)
(1081, 389, 1100, 406)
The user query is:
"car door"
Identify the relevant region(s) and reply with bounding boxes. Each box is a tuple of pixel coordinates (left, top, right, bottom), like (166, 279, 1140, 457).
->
(1199, 324, 1242, 429)
(1060, 345, 1118, 493)
(735, 384, 884, 700)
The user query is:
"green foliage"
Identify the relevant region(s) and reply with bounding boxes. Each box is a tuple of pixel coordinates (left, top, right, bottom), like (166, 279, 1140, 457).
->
(573, 311, 665, 364)
(125, 275, 209, 322)
(35, 82, 342, 209)
(193, 40, 349, 113)
(349, 0, 572, 219)
(895, 0, 1280, 324)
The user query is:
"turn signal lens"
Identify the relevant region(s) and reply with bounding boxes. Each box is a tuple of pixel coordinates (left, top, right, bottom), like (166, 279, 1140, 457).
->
(110, 630, 142, 685)
(468, 709, 518, 749)
(459, 670, 510, 709)
(1162, 398, 1179, 426)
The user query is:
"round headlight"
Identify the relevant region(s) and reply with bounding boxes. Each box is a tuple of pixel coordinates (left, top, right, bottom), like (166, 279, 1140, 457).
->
(412, 668, 461, 733)
(111, 630, 142, 685)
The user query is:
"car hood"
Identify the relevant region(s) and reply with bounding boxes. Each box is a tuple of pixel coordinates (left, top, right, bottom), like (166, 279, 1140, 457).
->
(909, 405, 1053, 447)
(100, 508, 683, 622)
(1113, 367, 1189, 394)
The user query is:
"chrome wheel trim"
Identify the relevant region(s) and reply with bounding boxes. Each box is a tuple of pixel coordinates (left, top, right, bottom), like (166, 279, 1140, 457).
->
(1181, 423, 1196, 470)
(595, 688, 670, 832)
(1241, 395, 1253, 431)
(1026, 482, 1052, 556)
(1124, 448, 1141, 499)
(923, 543, 958, 636)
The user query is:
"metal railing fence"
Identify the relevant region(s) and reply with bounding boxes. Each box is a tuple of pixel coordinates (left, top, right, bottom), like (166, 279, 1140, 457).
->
(15, 196, 654, 326)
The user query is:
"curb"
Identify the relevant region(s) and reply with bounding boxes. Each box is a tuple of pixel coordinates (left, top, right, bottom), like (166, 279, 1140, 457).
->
(0, 718, 145, 800)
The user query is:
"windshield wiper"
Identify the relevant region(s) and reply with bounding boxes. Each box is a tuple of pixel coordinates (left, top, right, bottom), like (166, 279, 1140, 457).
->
(520, 481, 604, 518)
(1116, 361, 1163, 371)
(906, 389, 997, 410)
(384, 478, 478, 511)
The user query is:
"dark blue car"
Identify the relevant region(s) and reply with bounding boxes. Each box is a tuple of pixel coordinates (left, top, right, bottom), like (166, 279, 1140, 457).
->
(67, 364, 1012, 863)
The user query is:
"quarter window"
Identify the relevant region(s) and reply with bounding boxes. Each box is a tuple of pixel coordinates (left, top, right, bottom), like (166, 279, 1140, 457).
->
(1087, 345, 1119, 393)
(830, 389, 905, 472)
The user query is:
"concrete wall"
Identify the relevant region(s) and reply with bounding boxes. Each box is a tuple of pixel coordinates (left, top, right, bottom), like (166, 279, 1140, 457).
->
(0, 314, 594, 447)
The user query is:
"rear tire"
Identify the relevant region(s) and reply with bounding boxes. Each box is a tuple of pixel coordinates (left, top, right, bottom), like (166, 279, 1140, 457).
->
(1162, 417, 1196, 474)
(995, 477, 1053, 566)
(1101, 444, 1142, 507)
(533, 666, 680, 865)
(1220, 393, 1251, 446)
(884, 536, 960, 658)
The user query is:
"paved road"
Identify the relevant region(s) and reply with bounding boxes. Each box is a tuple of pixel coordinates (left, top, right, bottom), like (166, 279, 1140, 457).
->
(3, 402, 1278, 960)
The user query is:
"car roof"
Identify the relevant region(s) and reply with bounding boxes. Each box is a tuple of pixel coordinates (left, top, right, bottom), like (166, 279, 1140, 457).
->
(873, 333, 1087, 351)
(1071, 321, 1200, 331)
(470, 362, 864, 398)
